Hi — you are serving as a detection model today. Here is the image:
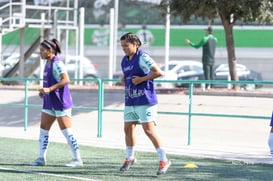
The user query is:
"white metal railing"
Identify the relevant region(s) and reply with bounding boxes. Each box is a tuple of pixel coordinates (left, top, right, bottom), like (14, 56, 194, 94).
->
(0, 0, 78, 35)
(0, 0, 25, 34)
(0, 0, 80, 72)
(25, 4, 77, 29)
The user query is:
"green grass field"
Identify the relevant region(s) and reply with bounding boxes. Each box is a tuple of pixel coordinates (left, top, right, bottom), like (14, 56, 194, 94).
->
(0, 137, 273, 181)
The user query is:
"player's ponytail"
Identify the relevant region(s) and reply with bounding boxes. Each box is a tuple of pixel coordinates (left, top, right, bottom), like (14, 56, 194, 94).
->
(51, 38, 62, 55)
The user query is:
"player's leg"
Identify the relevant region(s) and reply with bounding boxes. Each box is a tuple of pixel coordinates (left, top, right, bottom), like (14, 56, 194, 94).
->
(56, 109, 82, 167)
(138, 105, 171, 175)
(30, 111, 56, 166)
(120, 106, 138, 171)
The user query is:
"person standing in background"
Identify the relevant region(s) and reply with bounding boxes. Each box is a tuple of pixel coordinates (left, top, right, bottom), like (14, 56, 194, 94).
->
(30, 39, 83, 167)
(91, 23, 109, 46)
(136, 24, 155, 46)
(185, 26, 217, 89)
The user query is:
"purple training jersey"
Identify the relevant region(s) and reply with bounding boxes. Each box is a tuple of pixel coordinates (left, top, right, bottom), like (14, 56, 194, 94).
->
(42, 56, 73, 110)
(121, 49, 158, 106)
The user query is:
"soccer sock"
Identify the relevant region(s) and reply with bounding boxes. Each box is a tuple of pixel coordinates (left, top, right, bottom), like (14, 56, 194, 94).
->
(38, 128, 49, 159)
(156, 147, 168, 162)
(62, 128, 81, 160)
(268, 133, 273, 159)
(126, 146, 135, 160)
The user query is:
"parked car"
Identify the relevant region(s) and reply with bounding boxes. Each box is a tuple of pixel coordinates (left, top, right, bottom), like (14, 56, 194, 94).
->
(2, 53, 40, 77)
(175, 62, 263, 89)
(0, 63, 4, 77)
(214, 63, 263, 89)
(114, 60, 263, 89)
(64, 55, 99, 85)
(32, 55, 100, 85)
(157, 60, 204, 88)
(2, 54, 100, 85)
(113, 60, 204, 88)
(2, 53, 22, 70)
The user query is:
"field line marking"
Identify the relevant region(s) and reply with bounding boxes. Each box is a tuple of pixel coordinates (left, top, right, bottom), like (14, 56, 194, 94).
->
(0, 166, 99, 181)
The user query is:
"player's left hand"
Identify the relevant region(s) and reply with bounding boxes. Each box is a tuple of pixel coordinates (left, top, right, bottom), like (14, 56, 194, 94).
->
(39, 87, 51, 96)
(132, 76, 143, 85)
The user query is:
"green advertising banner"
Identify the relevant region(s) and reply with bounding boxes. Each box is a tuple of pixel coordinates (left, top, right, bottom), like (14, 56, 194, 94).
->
(3, 26, 273, 48)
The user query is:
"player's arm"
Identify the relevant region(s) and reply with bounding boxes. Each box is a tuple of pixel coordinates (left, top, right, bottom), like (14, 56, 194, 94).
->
(49, 72, 70, 91)
(132, 64, 162, 85)
(132, 53, 162, 85)
(186, 37, 208, 48)
(39, 60, 69, 95)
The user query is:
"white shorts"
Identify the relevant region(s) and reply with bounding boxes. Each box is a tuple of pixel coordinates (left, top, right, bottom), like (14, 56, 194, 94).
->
(42, 108, 72, 118)
(124, 105, 157, 124)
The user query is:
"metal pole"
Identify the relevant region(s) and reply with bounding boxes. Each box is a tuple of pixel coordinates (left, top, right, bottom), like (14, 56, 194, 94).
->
(97, 79, 104, 137)
(108, 8, 114, 86)
(164, 2, 170, 88)
(24, 79, 29, 131)
(21, 0, 26, 26)
(64, 0, 70, 59)
(113, 0, 119, 75)
(40, 13, 45, 87)
(78, 7, 84, 86)
(187, 82, 193, 145)
(73, 0, 78, 27)
(19, 28, 24, 79)
(73, 0, 79, 85)
(74, 27, 79, 85)
(53, 10, 57, 38)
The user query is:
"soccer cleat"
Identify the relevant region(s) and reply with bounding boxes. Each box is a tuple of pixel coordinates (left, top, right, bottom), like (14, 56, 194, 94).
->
(120, 158, 137, 171)
(30, 157, 46, 166)
(157, 160, 171, 175)
(65, 159, 83, 167)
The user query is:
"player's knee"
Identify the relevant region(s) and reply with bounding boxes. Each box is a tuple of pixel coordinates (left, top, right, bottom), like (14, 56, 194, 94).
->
(143, 129, 153, 137)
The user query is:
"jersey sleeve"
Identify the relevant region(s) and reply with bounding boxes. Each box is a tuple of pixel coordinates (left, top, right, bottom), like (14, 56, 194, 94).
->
(139, 53, 156, 74)
(52, 60, 67, 82)
(190, 36, 208, 48)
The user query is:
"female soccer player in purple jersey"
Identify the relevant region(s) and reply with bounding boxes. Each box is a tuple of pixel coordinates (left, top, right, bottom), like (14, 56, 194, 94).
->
(119, 33, 171, 175)
(30, 39, 83, 167)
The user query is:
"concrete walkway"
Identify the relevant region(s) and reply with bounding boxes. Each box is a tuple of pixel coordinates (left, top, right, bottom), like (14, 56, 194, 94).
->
(0, 87, 272, 164)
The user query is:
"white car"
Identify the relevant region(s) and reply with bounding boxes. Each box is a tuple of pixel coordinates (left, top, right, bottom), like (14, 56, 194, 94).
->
(33, 55, 100, 85)
(64, 55, 99, 80)
(214, 63, 263, 89)
(156, 60, 203, 88)
(2, 54, 99, 85)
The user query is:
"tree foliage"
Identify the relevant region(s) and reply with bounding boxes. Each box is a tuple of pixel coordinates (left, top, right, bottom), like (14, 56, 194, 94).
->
(160, 0, 273, 89)
(160, 0, 273, 24)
